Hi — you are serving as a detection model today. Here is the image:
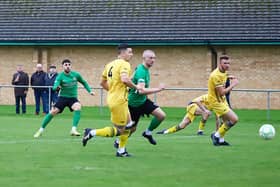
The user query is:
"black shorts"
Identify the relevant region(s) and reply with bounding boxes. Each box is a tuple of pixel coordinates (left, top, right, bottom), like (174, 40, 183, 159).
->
(129, 99, 159, 126)
(54, 96, 79, 113)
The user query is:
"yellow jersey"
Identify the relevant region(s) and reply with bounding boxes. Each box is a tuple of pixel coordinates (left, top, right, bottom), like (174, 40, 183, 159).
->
(207, 68, 227, 103)
(102, 59, 131, 105)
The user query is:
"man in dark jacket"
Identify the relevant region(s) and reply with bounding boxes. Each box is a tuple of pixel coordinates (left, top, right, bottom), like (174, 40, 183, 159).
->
(12, 65, 29, 114)
(31, 63, 48, 115)
(44, 65, 58, 112)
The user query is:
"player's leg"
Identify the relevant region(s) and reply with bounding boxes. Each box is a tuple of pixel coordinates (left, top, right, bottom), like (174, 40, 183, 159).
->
(127, 105, 141, 135)
(196, 107, 211, 135)
(70, 101, 82, 136)
(157, 105, 195, 134)
(33, 107, 60, 138)
(142, 100, 166, 145)
(82, 103, 132, 156)
(114, 109, 139, 149)
(211, 102, 238, 146)
(157, 115, 191, 134)
(216, 110, 238, 144)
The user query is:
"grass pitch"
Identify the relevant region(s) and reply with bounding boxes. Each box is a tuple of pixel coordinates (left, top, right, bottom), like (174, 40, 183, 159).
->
(0, 106, 279, 187)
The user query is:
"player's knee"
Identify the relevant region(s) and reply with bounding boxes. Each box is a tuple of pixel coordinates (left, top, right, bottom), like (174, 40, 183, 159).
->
(232, 116, 238, 125)
(158, 111, 166, 121)
(50, 108, 59, 115)
(179, 123, 187, 129)
(130, 126, 137, 134)
(72, 103, 81, 110)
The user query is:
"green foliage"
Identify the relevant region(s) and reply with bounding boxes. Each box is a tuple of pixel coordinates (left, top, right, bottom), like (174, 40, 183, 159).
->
(0, 106, 279, 187)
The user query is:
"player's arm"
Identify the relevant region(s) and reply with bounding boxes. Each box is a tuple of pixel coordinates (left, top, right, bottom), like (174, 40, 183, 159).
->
(77, 74, 95, 95)
(100, 67, 109, 91)
(137, 82, 165, 95)
(194, 101, 210, 115)
(52, 74, 61, 91)
(193, 96, 211, 115)
(216, 77, 239, 96)
(121, 72, 139, 90)
(100, 78, 109, 91)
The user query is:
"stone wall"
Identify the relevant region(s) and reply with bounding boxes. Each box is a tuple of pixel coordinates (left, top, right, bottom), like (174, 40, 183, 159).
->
(0, 45, 279, 109)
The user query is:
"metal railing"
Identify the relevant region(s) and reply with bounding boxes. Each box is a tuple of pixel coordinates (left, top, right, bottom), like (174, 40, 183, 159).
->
(1, 85, 279, 120)
(153, 87, 280, 121)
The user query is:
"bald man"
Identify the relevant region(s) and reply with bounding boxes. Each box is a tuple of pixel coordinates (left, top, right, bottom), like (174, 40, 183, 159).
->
(31, 63, 48, 115)
(114, 49, 166, 147)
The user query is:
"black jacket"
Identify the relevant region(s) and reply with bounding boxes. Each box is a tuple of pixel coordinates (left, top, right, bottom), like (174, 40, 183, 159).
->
(30, 71, 47, 91)
(12, 71, 29, 96)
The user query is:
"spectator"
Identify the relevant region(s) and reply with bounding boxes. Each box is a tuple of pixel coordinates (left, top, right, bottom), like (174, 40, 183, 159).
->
(11, 64, 29, 114)
(225, 77, 231, 108)
(30, 63, 48, 115)
(44, 65, 58, 112)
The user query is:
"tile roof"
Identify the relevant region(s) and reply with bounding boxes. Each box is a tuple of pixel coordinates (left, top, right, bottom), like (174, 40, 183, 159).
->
(0, 0, 279, 45)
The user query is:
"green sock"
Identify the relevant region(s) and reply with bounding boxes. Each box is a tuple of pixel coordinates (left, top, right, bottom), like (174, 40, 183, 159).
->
(147, 117, 162, 131)
(73, 110, 81, 127)
(42, 113, 53, 128)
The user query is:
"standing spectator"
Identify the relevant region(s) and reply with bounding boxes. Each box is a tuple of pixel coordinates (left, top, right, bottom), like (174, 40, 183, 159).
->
(31, 63, 48, 115)
(11, 64, 29, 114)
(44, 65, 58, 112)
(225, 77, 231, 108)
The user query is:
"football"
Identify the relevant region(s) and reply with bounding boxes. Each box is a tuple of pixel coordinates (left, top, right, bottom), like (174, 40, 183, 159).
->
(259, 124, 276, 140)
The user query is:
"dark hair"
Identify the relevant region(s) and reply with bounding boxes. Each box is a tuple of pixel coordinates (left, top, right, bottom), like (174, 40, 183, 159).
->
(61, 59, 71, 64)
(117, 43, 129, 51)
(50, 65, 56, 69)
(220, 55, 229, 61)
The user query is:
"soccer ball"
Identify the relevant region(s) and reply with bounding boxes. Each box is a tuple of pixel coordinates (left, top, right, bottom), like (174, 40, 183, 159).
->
(259, 124, 276, 140)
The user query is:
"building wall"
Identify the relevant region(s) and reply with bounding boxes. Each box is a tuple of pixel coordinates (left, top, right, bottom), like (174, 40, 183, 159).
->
(0, 45, 279, 109)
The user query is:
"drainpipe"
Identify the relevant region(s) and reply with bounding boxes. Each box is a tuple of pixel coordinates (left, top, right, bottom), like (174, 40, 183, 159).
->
(208, 44, 217, 70)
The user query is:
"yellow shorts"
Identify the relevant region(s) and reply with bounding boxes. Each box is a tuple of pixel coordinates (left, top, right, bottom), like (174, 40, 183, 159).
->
(208, 101, 230, 117)
(186, 103, 198, 122)
(108, 102, 129, 126)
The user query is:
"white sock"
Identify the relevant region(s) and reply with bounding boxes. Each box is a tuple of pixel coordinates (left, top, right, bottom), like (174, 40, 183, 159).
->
(214, 131, 220, 138)
(219, 137, 225, 143)
(71, 126, 77, 131)
(126, 121, 134, 128)
(90, 130, 96, 136)
(145, 129, 152, 135)
(118, 147, 125, 153)
(39, 127, 44, 132)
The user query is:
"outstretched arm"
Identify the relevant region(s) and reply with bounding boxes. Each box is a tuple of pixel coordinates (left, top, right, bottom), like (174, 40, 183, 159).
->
(137, 82, 165, 95)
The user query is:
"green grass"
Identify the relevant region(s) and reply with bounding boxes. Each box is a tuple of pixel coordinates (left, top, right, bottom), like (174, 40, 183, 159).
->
(0, 105, 279, 187)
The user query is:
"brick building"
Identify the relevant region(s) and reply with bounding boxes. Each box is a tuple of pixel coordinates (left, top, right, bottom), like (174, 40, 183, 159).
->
(0, 1, 279, 109)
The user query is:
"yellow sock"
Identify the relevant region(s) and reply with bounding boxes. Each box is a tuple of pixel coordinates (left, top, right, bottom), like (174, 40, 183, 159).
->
(198, 121, 205, 131)
(167, 125, 180, 134)
(95, 126, 117, 137)
(218, 123, 230, 137)
(119, 130, 130, 148)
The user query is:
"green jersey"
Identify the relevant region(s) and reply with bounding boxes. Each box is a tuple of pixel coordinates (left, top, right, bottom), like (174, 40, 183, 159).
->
(128, 64, 150, 107)
(53, 71, 91, 98)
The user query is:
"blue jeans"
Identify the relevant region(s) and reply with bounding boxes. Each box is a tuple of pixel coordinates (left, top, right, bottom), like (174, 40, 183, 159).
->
(15, 95, 26, 114)
(34, 89, 48, 114)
